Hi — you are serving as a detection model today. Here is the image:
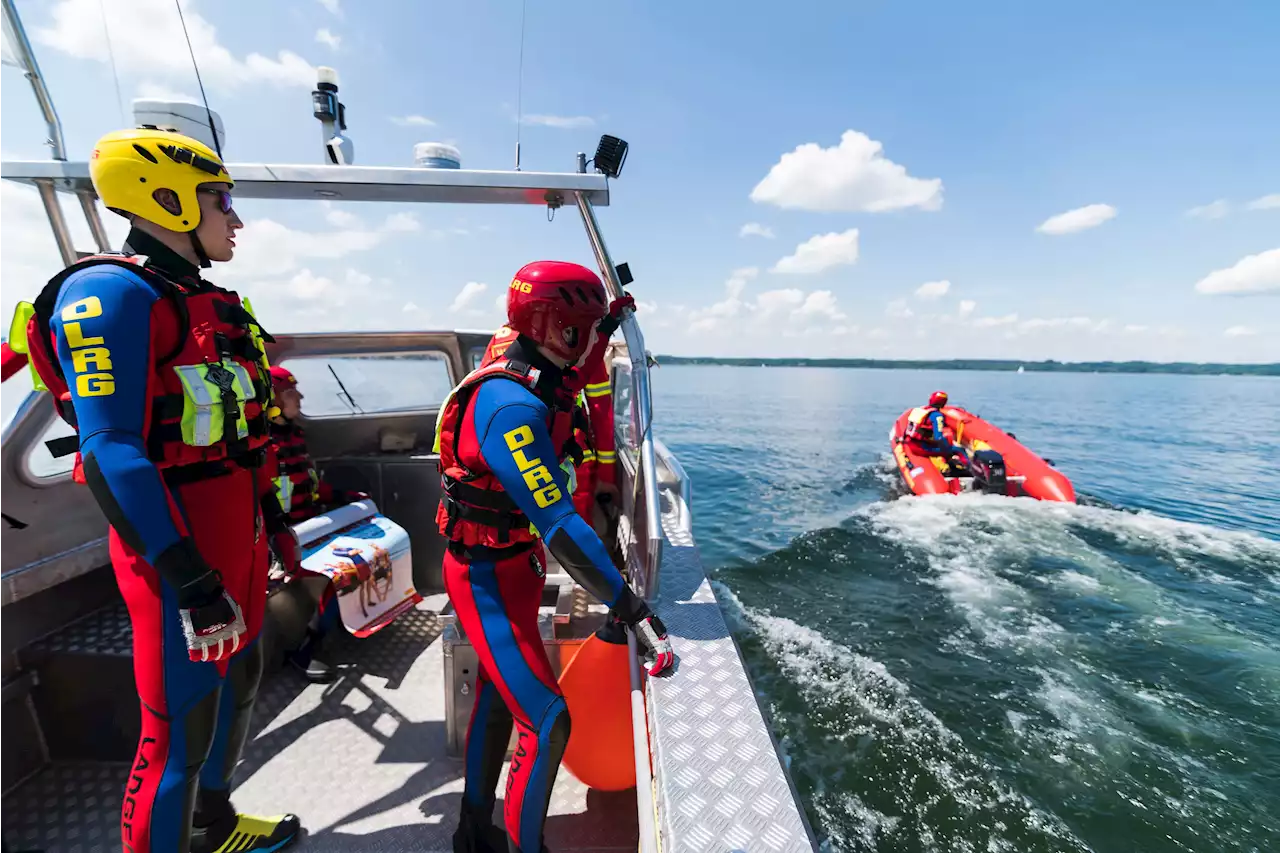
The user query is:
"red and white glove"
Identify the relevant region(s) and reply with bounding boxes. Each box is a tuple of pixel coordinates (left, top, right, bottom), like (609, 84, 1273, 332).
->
(178, 587, 247, 663)
(632, 613, 674, 676)
(597, 293, 636, 337)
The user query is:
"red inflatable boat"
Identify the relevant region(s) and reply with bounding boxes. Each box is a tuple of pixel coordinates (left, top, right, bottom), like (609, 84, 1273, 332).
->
(890, 405, 1075, 502)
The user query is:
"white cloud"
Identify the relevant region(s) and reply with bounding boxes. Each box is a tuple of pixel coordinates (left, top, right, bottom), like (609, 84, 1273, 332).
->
(750, 130, 943, 213)
(1186, 200, 1229, 220)
(520, 114, 595, 129)
(0, 184, 130, 334)
(450, 282, 489, 313)
(739, 223, 775, 239)
(390, 115, 436, 127)
(219, 219, 383, 280)
(35, 0, 315, 92)
(1225, 326, 1257, 337)
(793, 290, 846, 322)
(914, 280, 951, 300)
(317, 0, 341, 14)
(886, 299, 914, 319)
(958, 299, 976, 318)
(771, 228, 859, 275)
(382, 212, 421, 233)
(214, 211, 424, 288)
(135, 81, 196, 102)
(325, 208, 360, 228)
(287, 269, 337, 302)
(315, 28, 341, 50)
(1018, 316, 1110, 334)
(1194, 247, 1280, 296)
(1124, 324, 1149, 334)
(1036, 204, 1117, 235)
(972, 314, 1019, 328)
(681, 267, 849, 338)
(725, 267, 759, 299)
(1247, 194, 1280, 211)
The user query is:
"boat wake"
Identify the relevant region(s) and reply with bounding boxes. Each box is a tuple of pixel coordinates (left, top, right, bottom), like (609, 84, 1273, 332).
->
(715, 495, 1280, 852)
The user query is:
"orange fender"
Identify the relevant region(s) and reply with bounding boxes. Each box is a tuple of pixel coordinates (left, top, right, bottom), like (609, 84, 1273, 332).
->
(558, 633, 637, 791)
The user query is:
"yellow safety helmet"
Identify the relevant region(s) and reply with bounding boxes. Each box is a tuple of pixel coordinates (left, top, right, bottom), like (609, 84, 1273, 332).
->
(89, 128, 233, 233)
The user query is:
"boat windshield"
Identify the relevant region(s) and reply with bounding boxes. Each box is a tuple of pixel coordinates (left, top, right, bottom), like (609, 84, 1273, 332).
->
(280, 353, 454, 418)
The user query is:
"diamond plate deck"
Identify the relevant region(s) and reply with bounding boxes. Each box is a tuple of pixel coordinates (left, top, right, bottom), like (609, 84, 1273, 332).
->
(647, 513, 817, 852)
(2, 608, 636, 852)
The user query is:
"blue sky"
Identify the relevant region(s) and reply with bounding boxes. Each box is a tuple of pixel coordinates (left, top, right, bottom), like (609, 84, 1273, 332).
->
(2, 0, 1278, 363)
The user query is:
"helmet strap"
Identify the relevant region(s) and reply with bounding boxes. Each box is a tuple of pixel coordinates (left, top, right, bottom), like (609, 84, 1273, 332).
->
(509, 335, 568, 401)
(189, 231, 212, 269)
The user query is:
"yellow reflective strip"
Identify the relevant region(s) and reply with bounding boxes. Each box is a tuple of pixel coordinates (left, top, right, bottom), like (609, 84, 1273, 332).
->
(274, 476, 293, 511)
(227, 361, 254, 439)
(596, 450, 617, 461)
(584, 380, 610, 392)
(433, 386, 459, 454)
(8, 302, 33, 354)
(174, 365, 217, 446)
(584, 387, 610, 398)
(579, 450, 597, 463)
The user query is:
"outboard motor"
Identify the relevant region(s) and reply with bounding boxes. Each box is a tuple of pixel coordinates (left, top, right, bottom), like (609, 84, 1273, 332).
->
(969, 449, 1008, 494)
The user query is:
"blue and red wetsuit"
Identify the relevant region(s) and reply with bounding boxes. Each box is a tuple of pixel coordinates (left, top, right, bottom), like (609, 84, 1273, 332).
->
(39, 231, 295, 852)
(442, 362, 637, 853)
(916, 408, 969, 464)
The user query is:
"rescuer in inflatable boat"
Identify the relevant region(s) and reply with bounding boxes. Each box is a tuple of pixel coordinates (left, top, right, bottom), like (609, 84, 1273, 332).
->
(438, 261, 674, 853)
(264, 365, 370, 683)
(479, 315, 620, 534)
(11, 128, 300, 853)
(904, 390, 970, 469)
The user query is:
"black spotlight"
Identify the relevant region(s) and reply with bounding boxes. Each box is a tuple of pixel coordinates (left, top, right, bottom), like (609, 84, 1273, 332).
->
(593, 135, 629, 178)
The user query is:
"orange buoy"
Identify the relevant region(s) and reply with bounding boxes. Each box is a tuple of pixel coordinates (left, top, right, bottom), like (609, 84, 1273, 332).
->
(558, 631, 636, 791)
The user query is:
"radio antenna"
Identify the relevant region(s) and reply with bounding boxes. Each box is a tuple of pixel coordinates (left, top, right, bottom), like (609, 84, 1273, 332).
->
(97, 0, 125, 125)
(514, 0, 526, 170)
(173, 0, 222, 158)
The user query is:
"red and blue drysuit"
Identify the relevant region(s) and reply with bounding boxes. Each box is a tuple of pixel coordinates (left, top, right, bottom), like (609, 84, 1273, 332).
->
(912, 408, 970, 464)
(436, 345, 650, 853)
(24, 230, 297, 853)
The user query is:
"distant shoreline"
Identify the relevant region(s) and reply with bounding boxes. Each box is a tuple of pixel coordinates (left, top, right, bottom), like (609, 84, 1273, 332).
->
(653, 356, 1280, 377)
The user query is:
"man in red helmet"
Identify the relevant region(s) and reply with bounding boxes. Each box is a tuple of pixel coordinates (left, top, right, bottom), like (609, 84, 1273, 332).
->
(263, 365, 369, 683)
(904, 390, 969, 468)
(478, 315, 619, 534)
(435, 260, 674, 853)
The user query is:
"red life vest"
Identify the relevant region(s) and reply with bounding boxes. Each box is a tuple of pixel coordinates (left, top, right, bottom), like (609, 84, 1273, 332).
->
(25, 254, 274, 485)
(269, 420, 322, 521)
(903, 406, 940, 443)
(434, 357, 581, 550)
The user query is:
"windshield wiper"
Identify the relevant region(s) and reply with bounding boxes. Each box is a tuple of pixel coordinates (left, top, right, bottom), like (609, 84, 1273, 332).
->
(328, 364, 365, 414)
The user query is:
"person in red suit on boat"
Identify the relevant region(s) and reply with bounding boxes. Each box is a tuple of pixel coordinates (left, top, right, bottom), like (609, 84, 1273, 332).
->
(11, 128, 300, 852)
(903, 390, 970, 469)
(263, 365, 371, 683)
(438, 260, 673, 853)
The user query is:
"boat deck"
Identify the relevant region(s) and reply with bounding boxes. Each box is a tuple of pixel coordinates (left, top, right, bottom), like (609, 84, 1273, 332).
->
(2, 596, 636, 853)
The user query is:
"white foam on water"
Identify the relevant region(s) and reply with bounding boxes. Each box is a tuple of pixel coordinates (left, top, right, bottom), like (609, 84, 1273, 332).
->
(717, 584, 1090, 852)
(851, 491, 1280, 840)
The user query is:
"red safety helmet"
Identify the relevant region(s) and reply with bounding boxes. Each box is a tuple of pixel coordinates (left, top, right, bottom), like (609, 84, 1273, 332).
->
(270, 365, 299, 393)
(929, 390, 948, 408)
(507, 260, 608, 363)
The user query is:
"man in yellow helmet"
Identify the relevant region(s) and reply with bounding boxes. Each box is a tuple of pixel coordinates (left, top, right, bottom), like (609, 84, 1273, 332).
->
(13, 129, 301, 852)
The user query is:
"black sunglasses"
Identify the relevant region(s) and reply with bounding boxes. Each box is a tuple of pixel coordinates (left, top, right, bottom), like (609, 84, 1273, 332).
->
(196, 188, 234, 214)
